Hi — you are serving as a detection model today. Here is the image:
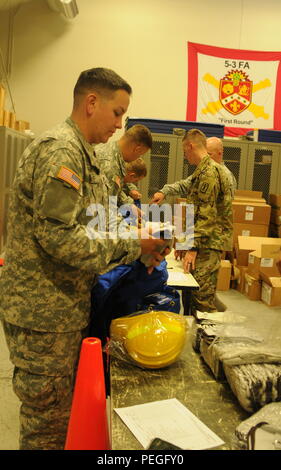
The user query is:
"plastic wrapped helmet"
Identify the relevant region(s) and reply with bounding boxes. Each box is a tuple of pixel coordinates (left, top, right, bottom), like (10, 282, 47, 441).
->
(110, 311, 186, 369)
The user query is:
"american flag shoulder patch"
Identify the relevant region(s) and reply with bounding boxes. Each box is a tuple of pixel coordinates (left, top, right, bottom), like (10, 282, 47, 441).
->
(57, 166, 81, 190)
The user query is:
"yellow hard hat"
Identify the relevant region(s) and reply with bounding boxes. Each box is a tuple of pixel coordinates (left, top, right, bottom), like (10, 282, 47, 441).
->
(110, 311, 186, 369)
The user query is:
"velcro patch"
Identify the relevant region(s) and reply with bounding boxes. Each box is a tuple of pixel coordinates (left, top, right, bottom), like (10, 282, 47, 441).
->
(57, 166, 81, 190)
(199, 182, 209, 194)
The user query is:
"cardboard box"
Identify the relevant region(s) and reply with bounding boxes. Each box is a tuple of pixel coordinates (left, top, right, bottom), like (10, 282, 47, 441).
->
(247, 244, 281, 279)
(235, 236, 281, 266)
(9, 112, 16, 129)
(233, 223, 268, 244)
(3, 110, 10, 127)
(216, 260, 231, 291)
(15, 120, 30, 131)
(236, 265, 248, 293)
(235, 190, 263, 199)
(232, 202, 271, 225)
(261, 277, 281, 306)
(244, 272, 261, 300)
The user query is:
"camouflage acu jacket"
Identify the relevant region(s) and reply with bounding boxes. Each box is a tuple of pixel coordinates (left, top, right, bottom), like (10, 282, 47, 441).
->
(0, 118, 141, 332)
(161, 155, 233, 251)
(95, 141, 137, 206)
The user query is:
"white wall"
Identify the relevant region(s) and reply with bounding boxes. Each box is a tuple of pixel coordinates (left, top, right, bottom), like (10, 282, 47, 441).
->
(1, 0, 281, 137)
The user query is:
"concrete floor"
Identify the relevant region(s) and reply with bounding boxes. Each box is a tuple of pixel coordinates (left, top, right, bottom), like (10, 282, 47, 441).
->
(1, 288, 281, 450)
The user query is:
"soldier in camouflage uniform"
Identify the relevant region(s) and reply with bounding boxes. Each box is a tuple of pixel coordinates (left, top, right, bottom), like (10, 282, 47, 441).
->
(0, 68, 167, 450)
(206, 136, 237, 199)
(151, 129, 233, 314)
(95, 124, 152, 207)
(152, 136, 237, 201)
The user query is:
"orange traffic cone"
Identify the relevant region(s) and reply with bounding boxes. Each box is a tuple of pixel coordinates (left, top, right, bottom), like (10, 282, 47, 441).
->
(65, 337, 110, 450)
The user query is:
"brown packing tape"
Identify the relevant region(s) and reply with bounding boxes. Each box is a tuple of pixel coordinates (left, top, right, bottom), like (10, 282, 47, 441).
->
(234, 197, 266, 204)
(0, 109, 3, 126)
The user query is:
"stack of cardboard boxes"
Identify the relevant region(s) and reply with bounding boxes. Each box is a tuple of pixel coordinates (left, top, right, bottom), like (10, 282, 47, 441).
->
(176, 191, 281, 304)
(217, 190, 271, 293)
(232, 190, 271, 243)
(227, 190, 281, 305)
(0, 84, 30, 131)
(218, 190, 281, 304)
(235, 237, 281, 306)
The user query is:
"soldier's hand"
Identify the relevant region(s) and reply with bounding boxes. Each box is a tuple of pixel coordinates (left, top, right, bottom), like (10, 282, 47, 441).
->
(129, 189, 142, 200)
(174, 250, 186, 261)
(183, 250, 197, 273)
(150, 192, 165, 204)
(140, 238, 171, 274)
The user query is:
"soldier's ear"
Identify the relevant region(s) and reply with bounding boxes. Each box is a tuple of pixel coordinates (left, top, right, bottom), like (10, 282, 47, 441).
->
(86, 93, 98, 115)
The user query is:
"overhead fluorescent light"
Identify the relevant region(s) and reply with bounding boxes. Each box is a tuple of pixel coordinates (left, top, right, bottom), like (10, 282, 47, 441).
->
(47, 0, 79, 19)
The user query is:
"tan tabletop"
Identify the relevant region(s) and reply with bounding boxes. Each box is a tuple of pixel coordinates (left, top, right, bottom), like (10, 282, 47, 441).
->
(110, 319, 249, 451)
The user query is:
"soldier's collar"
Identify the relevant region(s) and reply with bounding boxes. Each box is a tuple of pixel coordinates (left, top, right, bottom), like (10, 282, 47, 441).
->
(191, 154, 210, 178)
(66, 117, 100, 172)
(115, 143, 127, 177)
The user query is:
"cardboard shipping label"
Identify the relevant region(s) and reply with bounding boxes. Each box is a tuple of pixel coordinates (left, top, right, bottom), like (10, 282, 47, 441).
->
(245, 212, 254, 221)
(260, 258, 274, 268)
(248, 254, 255, 264)
(261, 283, 272, 304)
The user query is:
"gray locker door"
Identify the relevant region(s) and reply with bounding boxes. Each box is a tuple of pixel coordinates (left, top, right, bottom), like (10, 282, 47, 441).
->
(175, 138, 249, 188)
(246, 142, 280, 202)
(138, 133, 178, 204)
(0, 126, 31, 252)
(222, 140, 248, 189)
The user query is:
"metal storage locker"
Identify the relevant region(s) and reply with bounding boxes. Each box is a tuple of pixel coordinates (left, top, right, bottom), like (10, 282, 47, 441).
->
(245, 141, 280, 202)
(222, 139, 248, 189)
(138, 133, 178, 204)
(0, 126, 31, 252)
(174, 138, 249, 189)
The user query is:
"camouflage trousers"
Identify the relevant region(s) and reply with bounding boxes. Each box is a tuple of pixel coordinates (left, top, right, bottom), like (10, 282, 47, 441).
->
(2, 321, 89, 450)
(183, 248, 222, 314)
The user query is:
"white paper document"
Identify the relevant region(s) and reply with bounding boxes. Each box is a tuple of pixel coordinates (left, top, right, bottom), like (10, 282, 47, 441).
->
(114, 398, 224, 450)
(167, 271, 199, 288)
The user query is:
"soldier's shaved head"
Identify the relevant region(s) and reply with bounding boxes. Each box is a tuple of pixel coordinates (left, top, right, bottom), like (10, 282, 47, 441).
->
(206, 137, 223, 164)
(73, 67, 132, 108)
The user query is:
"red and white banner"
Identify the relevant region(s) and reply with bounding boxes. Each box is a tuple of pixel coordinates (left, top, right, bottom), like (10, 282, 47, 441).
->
(186, 42, 281, 137)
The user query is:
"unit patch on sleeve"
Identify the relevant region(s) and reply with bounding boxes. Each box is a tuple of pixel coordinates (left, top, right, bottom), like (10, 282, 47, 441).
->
(57, 166, 81, 190)
(199, 182, 209, 194)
